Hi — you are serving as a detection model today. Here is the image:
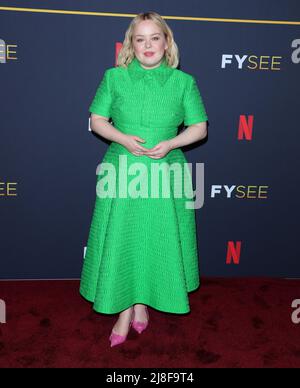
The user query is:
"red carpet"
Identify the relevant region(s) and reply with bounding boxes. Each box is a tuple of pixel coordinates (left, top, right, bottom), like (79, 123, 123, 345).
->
(0, 278, 299, 368)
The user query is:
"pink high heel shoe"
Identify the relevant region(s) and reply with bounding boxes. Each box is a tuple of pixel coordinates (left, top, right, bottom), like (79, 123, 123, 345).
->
(109, 309, 134, 347)
(132, 306, 149, 334)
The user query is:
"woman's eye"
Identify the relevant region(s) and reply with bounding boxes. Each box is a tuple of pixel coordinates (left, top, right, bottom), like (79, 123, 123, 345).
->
(136, 37, 160, 42)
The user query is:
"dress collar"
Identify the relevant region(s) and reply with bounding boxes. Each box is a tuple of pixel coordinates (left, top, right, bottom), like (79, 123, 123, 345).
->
(127, 56, 174, 86)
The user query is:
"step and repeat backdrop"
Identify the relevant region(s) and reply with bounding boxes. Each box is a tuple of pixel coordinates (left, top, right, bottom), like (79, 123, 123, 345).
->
(0, 1, 299, 279)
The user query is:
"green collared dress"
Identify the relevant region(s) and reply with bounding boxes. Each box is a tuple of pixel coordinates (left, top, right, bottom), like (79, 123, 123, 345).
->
(80, 56, 208, 314)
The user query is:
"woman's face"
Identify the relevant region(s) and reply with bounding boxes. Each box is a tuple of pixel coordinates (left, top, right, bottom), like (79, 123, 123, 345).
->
(132, 20, 168, 69)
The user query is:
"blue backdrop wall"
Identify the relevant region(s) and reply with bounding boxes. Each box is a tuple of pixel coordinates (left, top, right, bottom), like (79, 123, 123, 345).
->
(0, 1, 299, 279)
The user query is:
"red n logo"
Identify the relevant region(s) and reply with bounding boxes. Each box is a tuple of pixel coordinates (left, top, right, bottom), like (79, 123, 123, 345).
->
(226, 241, 241, 264)
(238, 115, 254, 140)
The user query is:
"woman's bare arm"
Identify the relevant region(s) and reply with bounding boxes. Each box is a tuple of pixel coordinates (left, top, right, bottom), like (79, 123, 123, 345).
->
(168, 121, 208, 150)
(89, 113, 128, 145)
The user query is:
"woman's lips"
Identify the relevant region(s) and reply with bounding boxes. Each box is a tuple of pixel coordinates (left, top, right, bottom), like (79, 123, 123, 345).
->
(144, 52, 155, 57)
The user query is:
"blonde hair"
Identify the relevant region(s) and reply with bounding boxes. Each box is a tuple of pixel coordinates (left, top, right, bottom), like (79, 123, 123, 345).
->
(117, 12, 179, 68)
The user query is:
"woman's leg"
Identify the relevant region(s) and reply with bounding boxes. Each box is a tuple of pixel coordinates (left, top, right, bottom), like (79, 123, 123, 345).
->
(133, 303, 148, 322)
(111, 305, 134, 336)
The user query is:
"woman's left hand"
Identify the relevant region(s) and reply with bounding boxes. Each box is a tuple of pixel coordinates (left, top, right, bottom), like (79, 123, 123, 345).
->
(144, 140, 173, 159)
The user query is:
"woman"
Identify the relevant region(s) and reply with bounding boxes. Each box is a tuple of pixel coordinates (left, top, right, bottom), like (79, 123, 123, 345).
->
(80, 11, 208, 347)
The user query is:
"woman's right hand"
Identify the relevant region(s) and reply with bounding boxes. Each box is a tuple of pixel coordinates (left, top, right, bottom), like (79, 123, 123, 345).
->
(121, 135, 149, 156)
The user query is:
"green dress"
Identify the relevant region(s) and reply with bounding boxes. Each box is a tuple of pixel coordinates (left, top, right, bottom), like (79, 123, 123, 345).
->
(79, 56, 208, 314)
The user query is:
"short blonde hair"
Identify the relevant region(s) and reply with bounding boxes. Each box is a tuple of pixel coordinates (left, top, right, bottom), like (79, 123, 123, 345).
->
(117, 11, 179, 68)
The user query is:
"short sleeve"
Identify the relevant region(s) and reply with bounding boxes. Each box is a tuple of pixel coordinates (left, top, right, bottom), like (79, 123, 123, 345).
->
(183, 75, 208, 126)
(88, 69, 112, 118)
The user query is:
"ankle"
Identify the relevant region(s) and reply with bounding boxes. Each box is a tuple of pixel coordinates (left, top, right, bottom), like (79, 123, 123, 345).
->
(134, 304, 146, 309)
(134, 304, 147, 312)
(119, 306, 133, 318)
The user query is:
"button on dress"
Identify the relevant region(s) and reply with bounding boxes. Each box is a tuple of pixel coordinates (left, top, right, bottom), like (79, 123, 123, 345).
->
(79, 56, 208, 314)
